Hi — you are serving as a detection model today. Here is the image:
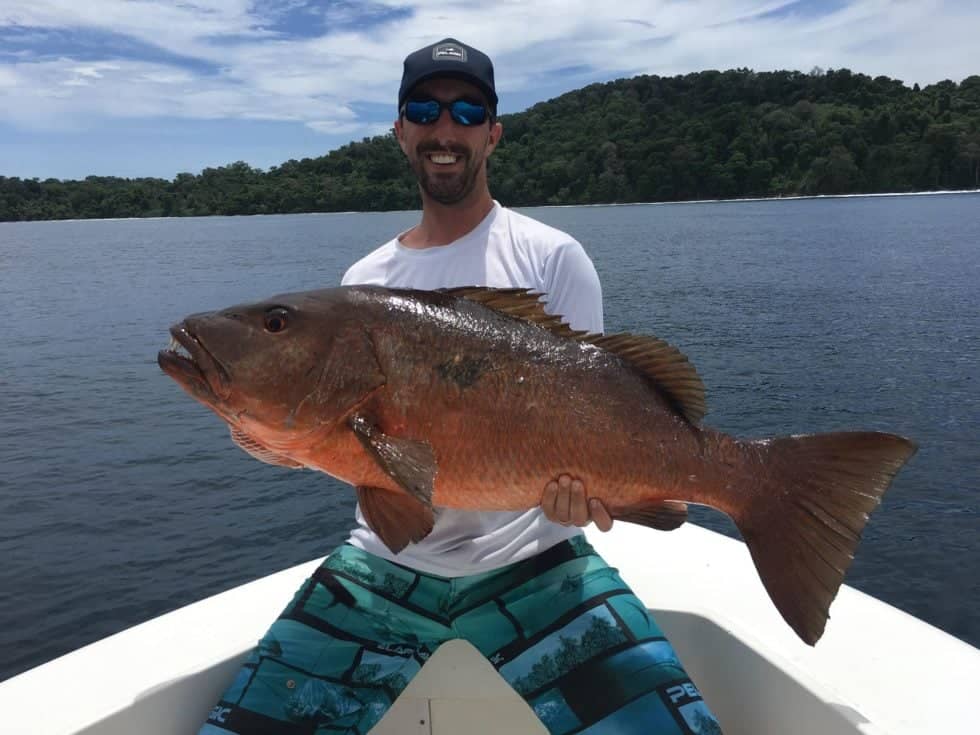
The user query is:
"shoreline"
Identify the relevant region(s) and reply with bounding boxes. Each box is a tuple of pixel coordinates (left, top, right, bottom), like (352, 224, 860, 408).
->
(2, 188, 978, 224)
(535, 188, 980, 209)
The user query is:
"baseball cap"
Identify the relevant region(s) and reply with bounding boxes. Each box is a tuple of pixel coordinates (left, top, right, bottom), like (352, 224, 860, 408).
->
(398, 38, 497, 113)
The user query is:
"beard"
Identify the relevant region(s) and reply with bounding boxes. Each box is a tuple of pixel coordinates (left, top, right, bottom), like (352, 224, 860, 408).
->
(411, 142, 483, 205)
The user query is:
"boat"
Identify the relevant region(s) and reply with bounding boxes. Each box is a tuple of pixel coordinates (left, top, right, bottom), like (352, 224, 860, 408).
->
(1, 522, 976, 734)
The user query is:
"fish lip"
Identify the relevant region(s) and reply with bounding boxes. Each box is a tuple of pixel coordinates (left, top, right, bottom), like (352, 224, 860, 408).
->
(157, 323, 231, 400)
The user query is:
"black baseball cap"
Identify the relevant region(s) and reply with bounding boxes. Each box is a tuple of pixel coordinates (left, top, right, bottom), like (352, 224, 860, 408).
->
(398, 38, 497, 113)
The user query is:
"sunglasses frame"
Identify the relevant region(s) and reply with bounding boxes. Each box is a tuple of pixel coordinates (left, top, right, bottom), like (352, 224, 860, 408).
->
(401, 97, 490, 126)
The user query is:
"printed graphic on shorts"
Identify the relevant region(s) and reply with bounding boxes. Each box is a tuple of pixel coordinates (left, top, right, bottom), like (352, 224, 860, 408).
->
(576, 690, 693, 735)
(297, 571, 451, 651)
(501, 605, 628, 695)
(659, 680, 723, 735)
(200, 542, 723, 735)
(499, 560, 624, 640)
(526, 686, 583, 734)
(351, 649, 419, 691)
(606, 592, 665, 639)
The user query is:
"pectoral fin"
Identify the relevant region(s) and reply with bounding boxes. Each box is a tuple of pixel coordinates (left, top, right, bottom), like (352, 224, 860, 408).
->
(357, 486, 435, 554)
(348, 413, 436, 508)
(348, 414, 437, 552)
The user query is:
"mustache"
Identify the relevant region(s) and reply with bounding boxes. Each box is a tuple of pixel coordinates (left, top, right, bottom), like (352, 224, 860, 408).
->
(416, 142, 470, 157)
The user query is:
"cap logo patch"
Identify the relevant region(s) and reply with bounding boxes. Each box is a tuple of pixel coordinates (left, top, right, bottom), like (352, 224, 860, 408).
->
(433, 43, 466, 62)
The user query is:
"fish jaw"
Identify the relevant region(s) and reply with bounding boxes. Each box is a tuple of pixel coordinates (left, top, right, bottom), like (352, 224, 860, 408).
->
(158, 291, 391, 471)
(157, 322, 232, 408)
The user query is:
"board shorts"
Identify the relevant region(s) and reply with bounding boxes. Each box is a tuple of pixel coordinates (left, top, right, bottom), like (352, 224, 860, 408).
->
(199, 536, 722, 734)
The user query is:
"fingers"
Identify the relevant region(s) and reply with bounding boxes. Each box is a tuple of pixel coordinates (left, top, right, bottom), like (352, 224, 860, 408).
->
(556, 474, 573, 522)
(540, 474, 614, 530)
(541, 478, 560, 522)
(567, 478, 589, 527)
(589, 498, 614, 532)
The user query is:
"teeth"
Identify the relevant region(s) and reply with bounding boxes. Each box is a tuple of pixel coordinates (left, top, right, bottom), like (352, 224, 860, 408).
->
(429, 153, 458, 164)
(167, 337, 193, 360)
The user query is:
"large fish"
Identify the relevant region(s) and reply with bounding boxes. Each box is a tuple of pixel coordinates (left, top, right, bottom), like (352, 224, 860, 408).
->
(158, 285, 916, 645)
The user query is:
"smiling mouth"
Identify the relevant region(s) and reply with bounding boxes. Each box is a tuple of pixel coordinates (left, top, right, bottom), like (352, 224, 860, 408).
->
(426, 152, 463, 166)
(157, 324, 229, 400)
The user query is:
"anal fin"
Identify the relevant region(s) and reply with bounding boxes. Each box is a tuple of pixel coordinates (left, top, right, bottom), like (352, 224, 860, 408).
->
(357, 486, 435, 554)
(614, 500, 688, 531)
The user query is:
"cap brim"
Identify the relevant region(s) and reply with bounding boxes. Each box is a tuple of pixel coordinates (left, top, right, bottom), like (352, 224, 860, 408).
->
(400, 71, 498, 110)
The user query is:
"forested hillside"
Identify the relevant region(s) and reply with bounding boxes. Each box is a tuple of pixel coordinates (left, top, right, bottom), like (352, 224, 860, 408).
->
(2, 68, 978, 221)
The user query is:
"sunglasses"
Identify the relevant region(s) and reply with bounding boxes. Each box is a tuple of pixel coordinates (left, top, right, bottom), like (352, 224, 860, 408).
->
(402, 97, 489, 126)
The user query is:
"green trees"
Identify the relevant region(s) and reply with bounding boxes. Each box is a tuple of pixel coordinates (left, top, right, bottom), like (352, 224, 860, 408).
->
(1, 68, 978, 221)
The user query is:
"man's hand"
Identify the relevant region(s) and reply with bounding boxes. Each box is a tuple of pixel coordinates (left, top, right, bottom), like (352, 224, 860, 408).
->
(541, 474, 614, 532)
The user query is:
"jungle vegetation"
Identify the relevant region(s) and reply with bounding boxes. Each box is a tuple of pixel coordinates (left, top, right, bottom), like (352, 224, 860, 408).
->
(2, 68, 978, 221)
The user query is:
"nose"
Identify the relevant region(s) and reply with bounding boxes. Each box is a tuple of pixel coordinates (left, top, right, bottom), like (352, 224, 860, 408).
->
(424, 112, 462, 149)
(430, 106, 457, 132)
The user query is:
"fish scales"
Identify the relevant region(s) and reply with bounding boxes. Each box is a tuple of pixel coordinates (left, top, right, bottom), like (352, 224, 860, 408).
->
(359, 292, 697, 510)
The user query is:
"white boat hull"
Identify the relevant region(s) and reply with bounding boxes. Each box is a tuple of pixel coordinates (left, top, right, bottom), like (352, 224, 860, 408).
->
(2, 524, 976, 734)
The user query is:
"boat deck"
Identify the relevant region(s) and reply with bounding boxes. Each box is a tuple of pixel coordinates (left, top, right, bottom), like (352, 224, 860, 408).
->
(1, 524, 976, 734)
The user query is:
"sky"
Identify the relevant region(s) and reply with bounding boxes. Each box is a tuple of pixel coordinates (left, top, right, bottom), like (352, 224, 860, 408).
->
(1, 1, 977, 181)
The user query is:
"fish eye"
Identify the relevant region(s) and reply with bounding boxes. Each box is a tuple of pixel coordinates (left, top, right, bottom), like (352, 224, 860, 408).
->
(263, 307, 290, 333)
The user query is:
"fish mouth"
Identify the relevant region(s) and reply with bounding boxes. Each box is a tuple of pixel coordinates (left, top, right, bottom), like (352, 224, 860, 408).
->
(157, 324, 231, 401)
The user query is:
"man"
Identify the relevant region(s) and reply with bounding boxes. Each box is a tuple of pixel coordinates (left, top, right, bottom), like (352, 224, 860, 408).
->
(200, 38, 721, 735)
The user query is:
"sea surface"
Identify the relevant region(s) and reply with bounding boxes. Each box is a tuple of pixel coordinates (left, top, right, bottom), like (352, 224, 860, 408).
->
(1, 194, 977, 682)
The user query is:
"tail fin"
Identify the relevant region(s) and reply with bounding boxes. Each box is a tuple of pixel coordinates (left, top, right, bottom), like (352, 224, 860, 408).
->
(735, 431, 916, 645)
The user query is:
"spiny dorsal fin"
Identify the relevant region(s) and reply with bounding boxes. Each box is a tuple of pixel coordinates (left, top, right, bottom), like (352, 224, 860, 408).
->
(441, 287, 588, 339)
(443, 287, 707, 425)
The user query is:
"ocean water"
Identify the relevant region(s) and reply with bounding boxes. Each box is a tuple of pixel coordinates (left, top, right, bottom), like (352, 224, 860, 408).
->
(0, 194, 977, 682)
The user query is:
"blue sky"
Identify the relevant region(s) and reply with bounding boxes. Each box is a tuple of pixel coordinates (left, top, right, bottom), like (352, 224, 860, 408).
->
(2, 1, 977, 181)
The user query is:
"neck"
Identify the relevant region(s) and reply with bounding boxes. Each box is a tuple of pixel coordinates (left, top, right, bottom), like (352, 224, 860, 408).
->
(402, 184, 495, 249)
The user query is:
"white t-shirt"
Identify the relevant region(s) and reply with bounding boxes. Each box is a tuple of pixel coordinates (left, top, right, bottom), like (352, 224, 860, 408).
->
(341, 201, 604, 577)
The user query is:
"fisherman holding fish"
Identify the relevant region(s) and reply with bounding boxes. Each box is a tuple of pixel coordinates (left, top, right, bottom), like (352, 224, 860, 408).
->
(177, 36, 905, 735)
(185, 37, 722, 735)
(190, 37, 724, 735)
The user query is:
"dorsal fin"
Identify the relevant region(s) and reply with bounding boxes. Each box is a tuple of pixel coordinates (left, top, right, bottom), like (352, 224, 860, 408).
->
(442, 287, 707, 425)
(441, 287, 588, 339)
(589, 333, 706, 425)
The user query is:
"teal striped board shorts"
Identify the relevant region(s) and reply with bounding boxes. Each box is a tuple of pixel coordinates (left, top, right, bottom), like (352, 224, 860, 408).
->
(200, 536, 722, 734)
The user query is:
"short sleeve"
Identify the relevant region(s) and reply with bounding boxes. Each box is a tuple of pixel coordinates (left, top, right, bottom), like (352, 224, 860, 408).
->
(540, 240, 604, 334)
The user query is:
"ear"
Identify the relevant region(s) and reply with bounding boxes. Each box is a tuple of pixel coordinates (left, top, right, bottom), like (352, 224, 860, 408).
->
(394, 118, 409, 155)
(485, 120, 503, 156)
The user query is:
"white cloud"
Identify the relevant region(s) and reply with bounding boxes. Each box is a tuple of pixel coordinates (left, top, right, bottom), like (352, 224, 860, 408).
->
(306, 120, 392, 137)
(1, 1, 978, 139)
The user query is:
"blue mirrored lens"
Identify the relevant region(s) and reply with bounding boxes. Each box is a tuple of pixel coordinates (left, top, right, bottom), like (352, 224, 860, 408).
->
(405, 100, 442, 124)
(404, 99, 487, 126)
(449, 100, 487, 125)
